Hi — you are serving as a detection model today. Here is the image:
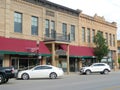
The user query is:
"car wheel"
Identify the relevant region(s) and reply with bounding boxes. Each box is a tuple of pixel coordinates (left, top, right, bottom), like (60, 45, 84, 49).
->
(22, 73, 29, 80)
(86, 70, 91, 75)
(49, 72, 57, 79)
(100, 72, 104, 74)
(103, 69, 109, 74)
(3, 78, 9, 83)
(0, 74, 4, 84)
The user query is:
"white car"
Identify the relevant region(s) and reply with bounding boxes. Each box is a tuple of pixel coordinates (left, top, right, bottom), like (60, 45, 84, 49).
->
(80, 63, 111, 75)
(17, 65, 64, 80)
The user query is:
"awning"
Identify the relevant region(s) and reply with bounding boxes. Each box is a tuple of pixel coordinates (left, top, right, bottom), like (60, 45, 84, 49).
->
(60, 44, 94, 58)
(0, 37, 51, 56)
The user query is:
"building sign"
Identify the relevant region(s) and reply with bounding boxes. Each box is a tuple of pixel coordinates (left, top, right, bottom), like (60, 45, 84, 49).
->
(55, 49, 66, 55)
(26, 47, 39, 53)
(46, 10, 55, 17)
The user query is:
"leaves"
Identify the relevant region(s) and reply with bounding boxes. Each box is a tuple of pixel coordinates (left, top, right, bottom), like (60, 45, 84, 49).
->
(94, 32, 109, 62)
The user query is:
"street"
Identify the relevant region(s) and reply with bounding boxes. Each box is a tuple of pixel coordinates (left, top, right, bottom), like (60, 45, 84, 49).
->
(0, 71, 120, 90)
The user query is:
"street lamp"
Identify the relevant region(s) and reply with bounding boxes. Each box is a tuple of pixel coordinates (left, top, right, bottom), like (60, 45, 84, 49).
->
(36, 40, 39, 65)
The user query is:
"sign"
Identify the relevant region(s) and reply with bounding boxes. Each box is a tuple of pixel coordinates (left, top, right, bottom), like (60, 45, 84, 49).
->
(26, 47, 39, 53)
(55, 49, 66, 55)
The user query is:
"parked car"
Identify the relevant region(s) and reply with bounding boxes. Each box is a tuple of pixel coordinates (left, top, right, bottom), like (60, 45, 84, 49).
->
(80, 63, 111, 75)
(17, 65, 64, 80)
(0, 66, 15, 84)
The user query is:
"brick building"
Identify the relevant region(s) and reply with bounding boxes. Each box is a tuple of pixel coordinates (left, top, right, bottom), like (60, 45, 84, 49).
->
(117, 40, 120, 59)
(0, 0, 118, 73)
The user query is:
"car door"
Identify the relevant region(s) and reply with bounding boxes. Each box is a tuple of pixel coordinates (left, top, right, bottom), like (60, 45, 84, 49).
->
(30, 66, 52, 78)
(91, 64, 101, 72)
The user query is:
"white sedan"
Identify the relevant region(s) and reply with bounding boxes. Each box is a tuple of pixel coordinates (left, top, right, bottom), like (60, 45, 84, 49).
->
(17, 65, 64, 80)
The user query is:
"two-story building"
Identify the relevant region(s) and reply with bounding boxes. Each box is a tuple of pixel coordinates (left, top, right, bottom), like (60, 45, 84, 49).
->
(117, 40, 120, 58)
(0, 0, 118, 73)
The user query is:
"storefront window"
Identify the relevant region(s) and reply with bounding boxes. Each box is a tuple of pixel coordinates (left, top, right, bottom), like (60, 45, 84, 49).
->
(0, 55, 3, 67)
(11, 57, 39, 70)
(0, 58, 3, 67)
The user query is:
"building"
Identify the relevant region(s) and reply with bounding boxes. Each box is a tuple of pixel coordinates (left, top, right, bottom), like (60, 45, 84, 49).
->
(79, 14, 118, 69)
(117, 40, 120, 58)
(0, 0, 118, 73)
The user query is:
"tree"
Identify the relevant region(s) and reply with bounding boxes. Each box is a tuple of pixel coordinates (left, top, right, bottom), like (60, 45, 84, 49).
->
(94, 32, 109, 62)
(118, 58, 120, 69)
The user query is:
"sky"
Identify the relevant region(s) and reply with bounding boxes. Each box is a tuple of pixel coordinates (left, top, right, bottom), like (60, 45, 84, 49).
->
(48, 0, 120, 40)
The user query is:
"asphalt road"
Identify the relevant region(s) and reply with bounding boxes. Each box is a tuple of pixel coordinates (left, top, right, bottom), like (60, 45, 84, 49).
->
(0, 71, 120, 90)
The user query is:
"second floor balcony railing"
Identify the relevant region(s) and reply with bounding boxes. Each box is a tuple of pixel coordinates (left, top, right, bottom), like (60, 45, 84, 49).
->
(44, 33, 70, 42)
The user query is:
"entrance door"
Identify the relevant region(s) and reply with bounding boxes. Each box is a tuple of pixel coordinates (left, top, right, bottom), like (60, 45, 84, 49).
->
(11, 58, 19, 69)
(0, 55, 3, 67)
(69, 59, 75, 72)
(0, 58, 3, 67)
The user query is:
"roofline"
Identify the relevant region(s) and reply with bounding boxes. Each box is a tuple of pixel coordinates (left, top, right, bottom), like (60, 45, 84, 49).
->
(24, 0, 82, 16)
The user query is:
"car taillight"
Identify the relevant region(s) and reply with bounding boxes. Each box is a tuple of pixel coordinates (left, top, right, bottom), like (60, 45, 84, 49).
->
(11, 68, 15, 73)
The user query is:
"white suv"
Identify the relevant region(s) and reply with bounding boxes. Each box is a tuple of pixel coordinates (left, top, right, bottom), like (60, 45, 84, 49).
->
(80, 63, 111, 75)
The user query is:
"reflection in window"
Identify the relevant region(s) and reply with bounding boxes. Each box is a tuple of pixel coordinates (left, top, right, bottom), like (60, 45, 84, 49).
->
(82, 27, 85, 42)
(70, 25, 75, 41)
(14, 12, 22, 33)
(31, 16, 38, 35)
(62, 23, 67, 40)
(51, 21, 56, 38)
(45, 19, 50, 37)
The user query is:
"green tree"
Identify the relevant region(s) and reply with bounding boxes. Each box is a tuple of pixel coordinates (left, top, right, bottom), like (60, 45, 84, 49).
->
(118, 58, 120, 69)
(94, 32, 109, 62)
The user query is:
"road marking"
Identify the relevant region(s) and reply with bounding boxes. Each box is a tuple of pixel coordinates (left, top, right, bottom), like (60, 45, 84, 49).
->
(104, 86, 120, 90)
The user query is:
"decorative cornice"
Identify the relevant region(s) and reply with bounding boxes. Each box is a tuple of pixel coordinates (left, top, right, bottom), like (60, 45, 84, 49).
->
(80, 13, 117, 28)
(23, 0, 82, 16)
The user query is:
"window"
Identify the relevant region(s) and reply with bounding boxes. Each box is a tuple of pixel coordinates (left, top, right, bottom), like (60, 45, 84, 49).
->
(92, 29, 95, 43)
(105, 33, 108, 45)
(70, 25, 75, 41)
(62, 23, 67, 40)
(118, 47, 120, 53)
(14, 12, 22, 33)
(113, 34, 115, 47)
(31, 16, 38, 35)
(109, 34, 112, 46)
(87, 28, 90, 43)
(45, 19, 50, 37)
(34, 66, 52, 70)
(51, 21, 56, 38)
(82, 27, 85, 42)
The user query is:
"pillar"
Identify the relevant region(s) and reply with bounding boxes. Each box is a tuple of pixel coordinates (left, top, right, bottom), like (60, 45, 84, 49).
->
(67, 44, 70, 74)
(3, 55, 10, 67)
(52, 43, 55, 66)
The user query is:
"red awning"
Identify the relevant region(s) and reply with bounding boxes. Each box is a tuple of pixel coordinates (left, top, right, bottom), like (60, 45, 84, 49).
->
(61, 44, 94, 57)
(0, 37, 50, 55)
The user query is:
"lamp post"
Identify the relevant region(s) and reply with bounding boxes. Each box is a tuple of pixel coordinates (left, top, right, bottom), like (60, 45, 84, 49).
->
(36, 40, 39, 65)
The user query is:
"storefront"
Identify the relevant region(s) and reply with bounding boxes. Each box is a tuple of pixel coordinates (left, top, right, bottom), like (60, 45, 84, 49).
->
(47, 44, 95, 72)
(0, 37, 51, 69)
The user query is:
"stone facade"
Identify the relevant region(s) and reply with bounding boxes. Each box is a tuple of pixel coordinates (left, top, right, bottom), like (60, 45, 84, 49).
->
(0, 0, 118, 71)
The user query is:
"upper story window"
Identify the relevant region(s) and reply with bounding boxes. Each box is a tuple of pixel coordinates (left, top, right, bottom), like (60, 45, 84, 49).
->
(105, 33, 108, 45)
(70, 25, 75, 41)
(51, 21, 56, 38)
(82, 27, 85, 42)
(62, 23, 67, 40)
(92, 29, 95, 43)
(118, 47, 120, 53)
(113, 34, 115, 47)
(45, 19, 50, 37)
(31, 16, 38, 35)
(87, 28, 90, 43)
(109, 34, 112, 46)
(14, 12, 22, 33)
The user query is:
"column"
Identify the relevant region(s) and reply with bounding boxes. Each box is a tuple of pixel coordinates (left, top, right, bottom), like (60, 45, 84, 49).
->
(3, 55, 10, 67)
(67, 44, 70, 74)
(52, 43, 55, 66)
